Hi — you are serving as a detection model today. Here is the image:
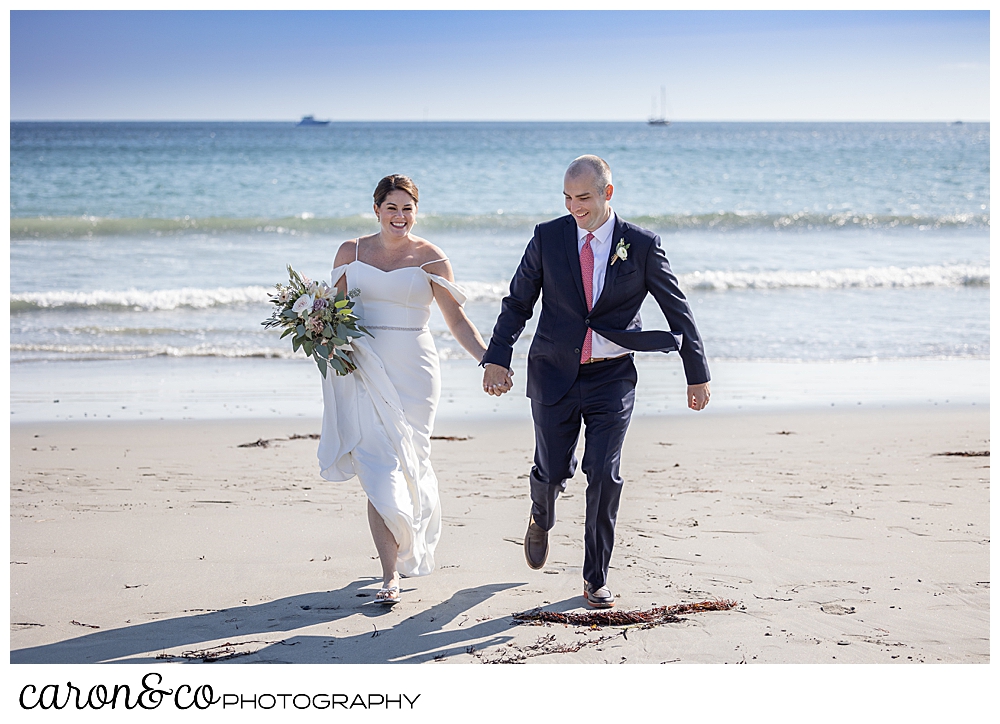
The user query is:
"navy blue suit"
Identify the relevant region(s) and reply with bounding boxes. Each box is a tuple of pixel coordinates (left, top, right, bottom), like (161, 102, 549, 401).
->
(483, 214, 710, 588)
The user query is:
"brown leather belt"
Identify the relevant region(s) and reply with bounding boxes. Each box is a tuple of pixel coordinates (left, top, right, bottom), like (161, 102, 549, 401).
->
(581, 354, 629, 365)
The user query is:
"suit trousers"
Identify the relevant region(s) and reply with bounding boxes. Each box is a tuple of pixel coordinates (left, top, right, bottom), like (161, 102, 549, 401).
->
(528, 354, 637, 589)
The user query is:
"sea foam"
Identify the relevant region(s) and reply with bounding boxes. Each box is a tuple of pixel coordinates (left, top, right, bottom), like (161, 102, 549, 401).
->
(10, 264, 989, 312)
(10, 286, 272, 311)
(9, 211, 990, 239)
(681, 264, 990, 291)
(10, 343, 293, 361)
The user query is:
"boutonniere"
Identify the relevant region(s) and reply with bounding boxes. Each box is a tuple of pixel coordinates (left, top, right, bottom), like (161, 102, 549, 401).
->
(610, 237, 629, 265)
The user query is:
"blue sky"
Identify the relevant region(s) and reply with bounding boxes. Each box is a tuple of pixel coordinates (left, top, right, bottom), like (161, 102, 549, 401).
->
(10, 10, 990, 121)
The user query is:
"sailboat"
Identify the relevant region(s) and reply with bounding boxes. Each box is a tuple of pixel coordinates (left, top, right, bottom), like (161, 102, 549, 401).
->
(647, 86, 670, 126)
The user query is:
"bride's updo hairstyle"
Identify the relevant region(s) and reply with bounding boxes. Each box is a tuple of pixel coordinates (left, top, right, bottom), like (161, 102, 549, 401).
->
(373, 174, 419, 207)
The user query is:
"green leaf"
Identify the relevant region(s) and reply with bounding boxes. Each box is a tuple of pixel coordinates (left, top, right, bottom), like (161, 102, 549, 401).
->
(296, 324, 305, 336)
(282, 309, 297, 319)
(316, 344, 329, 358)
(292, 336, 301, 352)
(329, 357, 347, 375)
(330, 337, 345, 347)
(316, 356, 328, 378)
(303, 340, 314, 355)
(279, 327, 295, 339)
(324, 323, 335, 337)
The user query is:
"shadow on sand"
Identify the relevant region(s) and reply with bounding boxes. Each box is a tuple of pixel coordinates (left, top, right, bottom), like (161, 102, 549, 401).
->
(11, 579, 541, 664)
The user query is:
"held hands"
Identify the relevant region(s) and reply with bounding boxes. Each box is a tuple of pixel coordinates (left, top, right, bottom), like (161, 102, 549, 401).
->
(688, 382, 710, 411)
(483, 363, 514, 396)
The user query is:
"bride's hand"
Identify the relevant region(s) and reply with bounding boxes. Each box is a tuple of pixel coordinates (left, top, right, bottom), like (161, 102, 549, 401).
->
(483, 363, 513, 396)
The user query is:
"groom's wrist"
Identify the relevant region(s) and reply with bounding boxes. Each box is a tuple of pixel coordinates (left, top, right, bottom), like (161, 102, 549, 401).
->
(480, 344, 512, 370)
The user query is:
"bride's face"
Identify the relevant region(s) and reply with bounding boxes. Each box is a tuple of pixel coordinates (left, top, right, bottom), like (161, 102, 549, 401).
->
(375, 190, 418, 239)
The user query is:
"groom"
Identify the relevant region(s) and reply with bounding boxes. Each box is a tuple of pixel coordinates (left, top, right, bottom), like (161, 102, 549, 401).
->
(482, 155, 710, 608)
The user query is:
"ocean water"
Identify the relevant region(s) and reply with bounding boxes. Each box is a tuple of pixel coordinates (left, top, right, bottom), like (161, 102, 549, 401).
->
(9, 122, 989, 421)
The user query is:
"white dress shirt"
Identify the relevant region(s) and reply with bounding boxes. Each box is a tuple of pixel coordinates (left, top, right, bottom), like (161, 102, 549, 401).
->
(576, 209, 639, 359)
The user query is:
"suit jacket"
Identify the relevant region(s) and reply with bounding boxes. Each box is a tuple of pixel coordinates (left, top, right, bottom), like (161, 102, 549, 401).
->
(482, 214, 710, 405)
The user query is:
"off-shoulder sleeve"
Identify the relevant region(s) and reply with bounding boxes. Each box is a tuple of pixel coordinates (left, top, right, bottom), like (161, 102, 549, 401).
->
(331, 263, 350, 286)
(424, 273, 468, 307)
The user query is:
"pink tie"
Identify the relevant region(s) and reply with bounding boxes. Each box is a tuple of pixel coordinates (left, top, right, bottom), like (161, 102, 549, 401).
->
(580, 233, 595, 363)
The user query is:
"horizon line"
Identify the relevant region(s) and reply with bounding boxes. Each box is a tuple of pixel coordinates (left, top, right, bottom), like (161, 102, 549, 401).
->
(10, 118, 989, 124)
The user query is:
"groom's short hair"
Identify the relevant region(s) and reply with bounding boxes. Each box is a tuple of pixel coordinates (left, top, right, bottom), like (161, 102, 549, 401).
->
(566, 155, 612, 192)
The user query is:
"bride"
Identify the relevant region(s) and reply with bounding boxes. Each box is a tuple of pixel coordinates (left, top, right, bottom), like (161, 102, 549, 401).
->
(317, 174, 511, 604)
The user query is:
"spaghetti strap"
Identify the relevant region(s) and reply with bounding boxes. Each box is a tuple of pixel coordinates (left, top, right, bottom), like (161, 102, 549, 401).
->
(354, 239, 360, 262)
(419, 257, 448, 268)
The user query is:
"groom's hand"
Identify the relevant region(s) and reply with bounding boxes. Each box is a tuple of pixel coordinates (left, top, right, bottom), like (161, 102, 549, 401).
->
(483, 363, 513, 396)
(688, 382, 710, 411)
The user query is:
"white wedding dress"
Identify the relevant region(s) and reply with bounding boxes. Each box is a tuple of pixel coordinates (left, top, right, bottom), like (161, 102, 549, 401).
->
(316, 251, 467, 577)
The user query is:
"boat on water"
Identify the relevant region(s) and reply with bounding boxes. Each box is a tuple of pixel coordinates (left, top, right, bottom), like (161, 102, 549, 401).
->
(647, 86, 670, 126)
(297, 115, 330, 127)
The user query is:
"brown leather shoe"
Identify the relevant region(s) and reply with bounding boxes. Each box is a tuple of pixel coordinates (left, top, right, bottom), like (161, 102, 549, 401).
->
(583, 581, 615, 609)
(523, 517, 548, 570)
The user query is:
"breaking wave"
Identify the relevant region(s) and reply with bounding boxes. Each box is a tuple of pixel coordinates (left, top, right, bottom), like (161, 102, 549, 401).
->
(680, 264, 989, 291)
(10, 210, 990, 239)
(10, 343, 294, 361)
(11, 263, 988, 314)
(11, 286, 271, 311)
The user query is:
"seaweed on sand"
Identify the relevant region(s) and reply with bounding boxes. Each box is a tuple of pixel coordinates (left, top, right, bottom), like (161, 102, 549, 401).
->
(512, 599, 739, 628)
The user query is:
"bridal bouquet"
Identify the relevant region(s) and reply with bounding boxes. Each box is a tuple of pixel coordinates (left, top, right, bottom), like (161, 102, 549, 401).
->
(262, 265, 370, 377)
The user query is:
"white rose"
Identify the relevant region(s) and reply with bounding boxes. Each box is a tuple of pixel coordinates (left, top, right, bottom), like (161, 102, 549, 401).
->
(292, 293, 315, 317)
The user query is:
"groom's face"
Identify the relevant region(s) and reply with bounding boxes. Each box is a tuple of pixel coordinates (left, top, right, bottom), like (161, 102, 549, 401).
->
(563, 171, 613, 232)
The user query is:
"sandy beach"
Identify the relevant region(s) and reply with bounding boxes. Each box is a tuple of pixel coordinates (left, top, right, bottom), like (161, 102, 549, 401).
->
(10, 14, 991, 717)
(10, 403, 989, 666)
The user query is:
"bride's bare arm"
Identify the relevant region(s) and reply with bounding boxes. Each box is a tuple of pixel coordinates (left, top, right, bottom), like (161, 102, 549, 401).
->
(425, 259, 490, 364)
(332, 240, 357, 295)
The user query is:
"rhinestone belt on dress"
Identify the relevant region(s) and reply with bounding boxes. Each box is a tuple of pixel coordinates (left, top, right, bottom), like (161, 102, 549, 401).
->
(365, 325, 427, 332)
